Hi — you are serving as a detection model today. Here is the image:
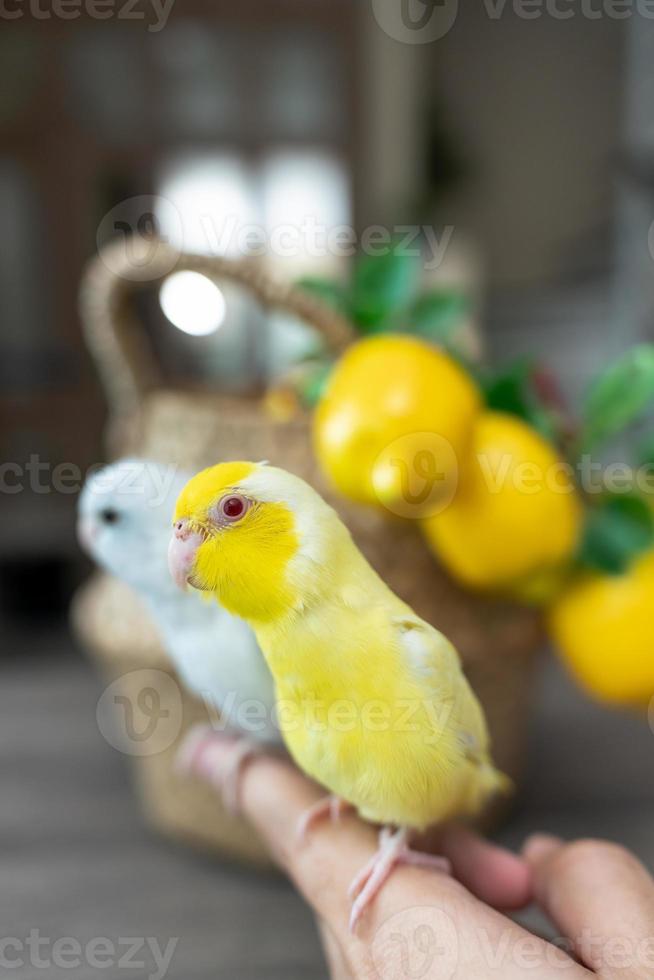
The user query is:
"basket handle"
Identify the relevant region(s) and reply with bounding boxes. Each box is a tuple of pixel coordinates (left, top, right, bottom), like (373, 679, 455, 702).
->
(79, 235, 355, 420)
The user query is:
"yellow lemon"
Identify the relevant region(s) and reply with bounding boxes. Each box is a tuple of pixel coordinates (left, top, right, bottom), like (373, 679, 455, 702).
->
(548, 551, 654, 708)
(313, 334, 481, 512)
(548, 551, 654, 707)
(421, 411, 582, 593)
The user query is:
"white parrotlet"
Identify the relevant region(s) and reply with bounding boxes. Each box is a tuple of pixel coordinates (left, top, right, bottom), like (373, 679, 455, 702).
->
(78, 459, 281, 806)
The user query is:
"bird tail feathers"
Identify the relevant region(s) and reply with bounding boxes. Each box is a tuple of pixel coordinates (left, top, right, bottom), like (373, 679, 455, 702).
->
(464, 758, 513, 815)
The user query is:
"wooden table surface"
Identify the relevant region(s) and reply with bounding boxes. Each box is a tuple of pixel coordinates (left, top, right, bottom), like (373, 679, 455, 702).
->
(1, 625, 653, 980)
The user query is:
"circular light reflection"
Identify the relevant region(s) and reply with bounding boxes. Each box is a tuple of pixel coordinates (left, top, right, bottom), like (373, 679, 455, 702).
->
(159, 271, 226, 336)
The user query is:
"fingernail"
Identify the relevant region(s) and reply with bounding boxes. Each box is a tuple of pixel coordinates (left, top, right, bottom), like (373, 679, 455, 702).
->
(523, 833, 564, 864)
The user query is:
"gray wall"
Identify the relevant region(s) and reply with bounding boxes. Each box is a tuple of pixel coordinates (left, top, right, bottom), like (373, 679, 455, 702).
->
(362, 5, 624, 286)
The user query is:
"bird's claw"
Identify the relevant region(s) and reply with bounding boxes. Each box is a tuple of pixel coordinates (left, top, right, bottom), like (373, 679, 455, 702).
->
(296, 796, 351, 843)
(348, 827, 452, 935)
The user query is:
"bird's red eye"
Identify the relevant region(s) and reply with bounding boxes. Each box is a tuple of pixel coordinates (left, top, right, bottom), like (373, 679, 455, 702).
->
(221, 495, 246, 520)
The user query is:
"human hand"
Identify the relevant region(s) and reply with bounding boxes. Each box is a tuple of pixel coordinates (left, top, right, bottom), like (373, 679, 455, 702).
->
(226, 750, 654, 978)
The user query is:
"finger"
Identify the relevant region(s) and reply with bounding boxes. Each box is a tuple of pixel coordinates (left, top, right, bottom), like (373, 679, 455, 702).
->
(316, 919, 354, 980)
(236, 752, 591, 979)
(525, 834, 654, 975)
(238, 754, 528, 910)
(238, 751, 431, 930)
(238, 751, 375, 869)
(437, 826, 532, 911)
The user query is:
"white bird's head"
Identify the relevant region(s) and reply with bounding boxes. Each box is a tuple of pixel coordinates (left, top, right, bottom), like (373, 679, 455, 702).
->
(168, 461, 344, 622)
(78, 458, 190, 595)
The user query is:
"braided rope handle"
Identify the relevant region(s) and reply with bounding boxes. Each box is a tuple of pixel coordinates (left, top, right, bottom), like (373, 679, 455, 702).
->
(79, 236, 355, 419)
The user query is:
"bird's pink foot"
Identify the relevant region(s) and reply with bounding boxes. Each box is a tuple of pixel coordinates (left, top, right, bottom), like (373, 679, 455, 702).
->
(348, 827, 451, 935)
(296, 795, 352, 842)
(176, 724, 262, 814)
(175, 724, 215, 775)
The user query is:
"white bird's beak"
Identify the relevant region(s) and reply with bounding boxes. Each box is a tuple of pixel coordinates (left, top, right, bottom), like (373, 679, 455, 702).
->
(168, 520, 205, 591)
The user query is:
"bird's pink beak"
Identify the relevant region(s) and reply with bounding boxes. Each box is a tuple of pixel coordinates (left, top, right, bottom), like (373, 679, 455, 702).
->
(168, 519, 205, 591)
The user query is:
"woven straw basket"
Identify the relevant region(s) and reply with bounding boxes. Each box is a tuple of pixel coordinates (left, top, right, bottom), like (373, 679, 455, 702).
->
(72, 237, 542, 867)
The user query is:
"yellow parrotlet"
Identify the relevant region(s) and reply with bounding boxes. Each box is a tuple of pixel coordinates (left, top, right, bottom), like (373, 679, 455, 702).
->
(168, 461, 508, 931)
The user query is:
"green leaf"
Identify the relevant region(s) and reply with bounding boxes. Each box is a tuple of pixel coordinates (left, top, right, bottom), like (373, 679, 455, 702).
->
(635, 431, 654, 474)
(484, 359, 532, 415)
(577, 494, 654, 574)
(483, 360, 558, 441)
(578, 344, 654, 454)
(408, 289, 468, 341)
(350, 248, 419, 332)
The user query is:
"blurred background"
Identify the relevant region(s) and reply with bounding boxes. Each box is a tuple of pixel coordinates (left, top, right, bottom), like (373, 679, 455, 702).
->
(1, 3, 654, 977)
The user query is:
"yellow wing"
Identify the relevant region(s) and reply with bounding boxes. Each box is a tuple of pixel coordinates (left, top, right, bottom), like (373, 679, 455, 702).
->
(393, 613, 511, 814)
